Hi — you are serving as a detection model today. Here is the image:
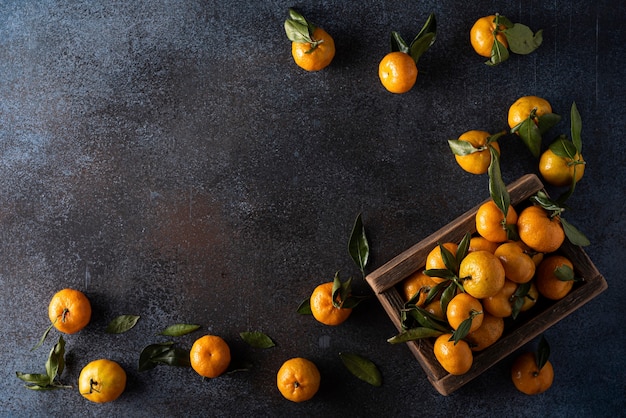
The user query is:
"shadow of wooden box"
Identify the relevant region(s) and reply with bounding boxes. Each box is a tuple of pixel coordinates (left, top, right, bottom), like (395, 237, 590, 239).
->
(365, 174, 607, 396)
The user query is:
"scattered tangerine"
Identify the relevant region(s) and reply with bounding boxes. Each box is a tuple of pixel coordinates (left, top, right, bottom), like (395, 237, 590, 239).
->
(310, 282, 352, 326)
(48, 288, 92, 334)
(511, 352, 554, 395)
(78, 359, 126, 403)
(190, 334, 231, 378)
(276, 357, 321, 402)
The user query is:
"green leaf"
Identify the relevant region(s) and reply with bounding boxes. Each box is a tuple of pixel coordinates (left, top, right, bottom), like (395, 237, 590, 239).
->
(511, 282, 531, 320)
(159, 323, 201, 337)
(297, 297, 312, 314)
(450, 310, 481, 344)
(387, 327, 444, 344)
(390, 31, 409, 53)
(486, 38, 509, 66)
(240, 331, 276, 349)
(106, 315, 140, 334)
(549, 136, 578, 159)
(440, 243, 458, 273)
(537, 112, 561, 134)
(16, 372, 51, 387)
(514, 118, 542, 157)
(409, 13, 437, 63)
(138, 342, 191, 372)
(456, 232, 471, 264)
(488, 145, 511, 218)
(440, 282, 457, 314)
(511, 295, 525, 320)
(504, 24, 543, 55)
(339, 352, 383, 387)
(423, 268, 457, 281)
(348, 213, 370, 276)
(560, 217, 591, 246)
(448, 139, 480, 156)
(570, 102, 583, 153)
(536, 335, 550, 370)
(407, 306, 449, 332)
(531, 191, 563, 212)
(32, 322, 55, 351)
(45, 335, 65, 383)
(284, 9, 315, 44)
(553, 264, 576, 282)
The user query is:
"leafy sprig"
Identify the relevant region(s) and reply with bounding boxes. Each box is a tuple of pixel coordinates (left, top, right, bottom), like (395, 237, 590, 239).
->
(284, 8, 322, 52)
(17, 335, 71, 390)
(484, 14, 543, 66)
(390, 13, 437, 64)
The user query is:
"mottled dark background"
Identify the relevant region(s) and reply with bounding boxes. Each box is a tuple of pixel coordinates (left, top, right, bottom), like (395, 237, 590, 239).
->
(1, 0, 624, 416)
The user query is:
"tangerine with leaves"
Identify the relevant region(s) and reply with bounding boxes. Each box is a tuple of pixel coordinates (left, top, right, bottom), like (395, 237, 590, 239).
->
(48, 288, 92, 334)
(284, 9, 335, 72)
(190, 335, 231, 378)
(446, 292, 484, 333)
(425, 242, 459, 283)
(310, 282, 352, 326)
(536, 255, 576, 300)
(470, 15, 508, 58)
(476, 200, 518, 243)
(78, 359, 126, 403)
(459, 250, 506, 299)
(508, 96, 553, 130)
(277, 357, 321, 402)
(539, 142, 585, 187)
(433, 333, 473, 375)
(378, 13, 436, 94)
(401, 270, 438, 305)
(511, 337, 554, 395)
(517, 205, 565, 253)
(450, 130, 501, 175)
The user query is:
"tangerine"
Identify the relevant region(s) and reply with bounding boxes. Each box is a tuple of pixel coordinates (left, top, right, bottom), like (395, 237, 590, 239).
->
(458, 250, 506, 299)
(536, 255, 575, 300)
(190, 335, 231, 378)
(310, 282, 352, 326)
(378, 51, 418, 94)
(78, 359, 126, 403)
(475, 200, 518, 243)
(48, 288, 92, 334)
(517, 205, 565, 253)
(291, 27, 335, 72)
(511, 352, 554, 395)
(494, 241, 536, 284)
(454, 130, 501, 175)
(276, 357, 321, 402)
(539, 148, 585, 187)
(508, 96, 552, 130)
(470, 15, 509, 58)
(465, 313, 504, 352)
(446, 293, 483, 333)
(433, 333, 473, 375)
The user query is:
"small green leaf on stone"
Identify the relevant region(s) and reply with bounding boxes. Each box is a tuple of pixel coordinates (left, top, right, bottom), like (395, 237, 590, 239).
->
(240, 331, 276, 349)
(106, 315, 141, 334)
(339, 352, 383, 387)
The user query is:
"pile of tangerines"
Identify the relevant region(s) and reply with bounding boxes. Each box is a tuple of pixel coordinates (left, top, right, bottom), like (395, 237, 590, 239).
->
(388, 92, 588, 396)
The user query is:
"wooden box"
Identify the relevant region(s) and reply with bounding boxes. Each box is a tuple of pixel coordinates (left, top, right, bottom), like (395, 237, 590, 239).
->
(365, 174, 607, 395)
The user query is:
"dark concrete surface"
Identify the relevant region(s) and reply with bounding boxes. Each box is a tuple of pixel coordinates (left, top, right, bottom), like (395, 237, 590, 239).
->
(1, 0, 625, 416)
